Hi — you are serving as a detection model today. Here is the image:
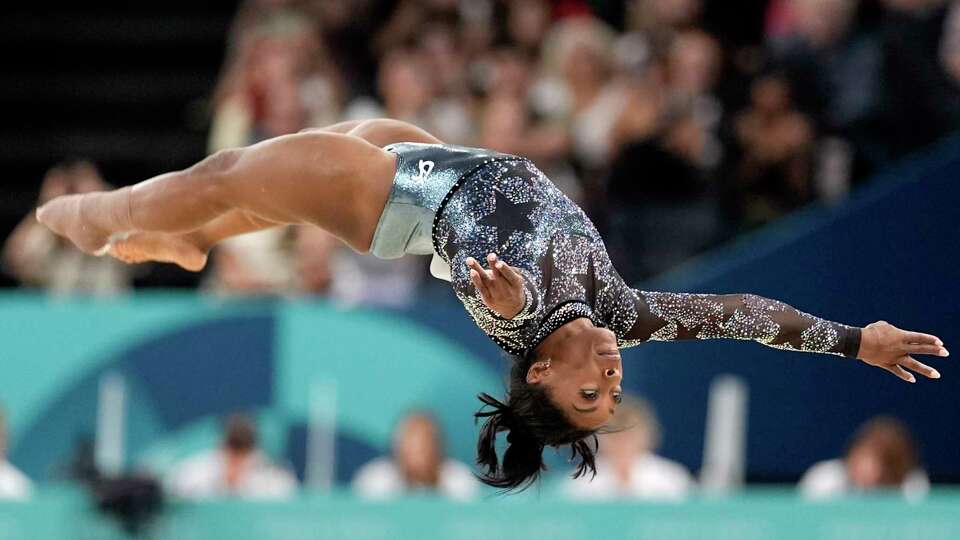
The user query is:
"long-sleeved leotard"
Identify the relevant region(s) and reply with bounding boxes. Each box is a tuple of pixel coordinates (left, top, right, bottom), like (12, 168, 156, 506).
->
(430, 153, 861, 358)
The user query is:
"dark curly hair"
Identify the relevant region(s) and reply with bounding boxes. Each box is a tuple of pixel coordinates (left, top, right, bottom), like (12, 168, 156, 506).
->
(474, 350, 599, 491)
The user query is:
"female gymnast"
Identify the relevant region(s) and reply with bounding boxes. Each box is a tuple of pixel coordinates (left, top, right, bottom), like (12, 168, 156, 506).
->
(36, 119, 949, 490)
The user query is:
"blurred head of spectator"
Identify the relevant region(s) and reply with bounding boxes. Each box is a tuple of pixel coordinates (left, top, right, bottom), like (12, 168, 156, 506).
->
(629, 0, 702, 32)
(352, 410, 477, 500)
(792, 0, 860, 48)
(799, 416, 929, 500)
(542, 17, 617, 97)
(943, 2, 960, 84)
(507, 0, 553, 54)
(474, 48, 535, 99)
(165, 413, 297, 500)
(730, 73, 814, 225)
(221, 413, 258, 489)
(480, 91, 530, 153)
(392, 412, 445, 488)
(3, 162, 131, 295)
(418, 22, 466, 96)
(294, 226, 338, 295)
(845, 416, 919, 489)
(564, 397, 693, 500)
(667, 30, 722, 98)
(378, 49, 434, 120)
(205, 228, 295, 295)
(736, 73, 813, 163)
(599, 396, 661, 468)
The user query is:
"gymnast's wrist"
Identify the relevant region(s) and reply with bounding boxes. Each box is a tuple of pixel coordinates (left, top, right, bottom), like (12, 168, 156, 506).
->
(845, 326, 864, 359)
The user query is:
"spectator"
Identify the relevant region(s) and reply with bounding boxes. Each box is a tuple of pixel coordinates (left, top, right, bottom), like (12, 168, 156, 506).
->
(538, 17, 629, 172)
(204, 228, 297, 296)
(771, 0, 886, 173)
(880, 0, 960, 157)
(293, 226, 339, 296)
(941, 0, 960, 83)
(729, 73, 815, 227)
(352, 411, 477, 500)
(799, 416, 929, 500)
(563, 397, 694, 500)
(293, 225, 422, 306)
(165, 414, 297, 500)
(0, 408, 32, 500)
(2, 163, 131, 295)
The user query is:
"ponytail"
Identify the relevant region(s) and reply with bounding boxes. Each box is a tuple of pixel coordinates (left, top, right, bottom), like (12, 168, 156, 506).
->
(474, 355, 598, 492)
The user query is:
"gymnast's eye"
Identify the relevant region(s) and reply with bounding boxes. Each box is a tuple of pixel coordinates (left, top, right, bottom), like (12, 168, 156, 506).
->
(612, 392, 623, 404)
(580, 390, 599, 401)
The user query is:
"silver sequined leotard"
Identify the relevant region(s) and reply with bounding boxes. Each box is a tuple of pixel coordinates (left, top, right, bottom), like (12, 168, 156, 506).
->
(384, 143, 862, 358)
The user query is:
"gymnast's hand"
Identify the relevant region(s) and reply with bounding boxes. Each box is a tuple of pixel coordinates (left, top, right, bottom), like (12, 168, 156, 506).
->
(466, 253, 526, 319)
(857, 321, 949, 383)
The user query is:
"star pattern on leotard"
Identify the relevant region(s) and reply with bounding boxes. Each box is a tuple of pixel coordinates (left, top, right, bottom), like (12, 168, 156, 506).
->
(432, 155, 858, 358)
(477, 188, 540, 253)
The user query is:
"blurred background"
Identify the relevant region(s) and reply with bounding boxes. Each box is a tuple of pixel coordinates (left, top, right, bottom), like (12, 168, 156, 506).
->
(1, 0, 958, 538)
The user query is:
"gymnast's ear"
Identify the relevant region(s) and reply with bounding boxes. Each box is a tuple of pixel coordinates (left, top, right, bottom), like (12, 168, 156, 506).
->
(525, 359, 551, 384)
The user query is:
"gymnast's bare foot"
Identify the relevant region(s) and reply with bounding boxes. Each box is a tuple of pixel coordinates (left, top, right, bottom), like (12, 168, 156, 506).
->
(36, 194, 112, 255)
(109, 231, 209, 272)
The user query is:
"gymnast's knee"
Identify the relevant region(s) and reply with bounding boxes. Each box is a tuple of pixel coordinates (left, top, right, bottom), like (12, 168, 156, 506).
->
(182, 149, 246, 206)
(188, 148, 244, 177)
(348, 119, 440, 146)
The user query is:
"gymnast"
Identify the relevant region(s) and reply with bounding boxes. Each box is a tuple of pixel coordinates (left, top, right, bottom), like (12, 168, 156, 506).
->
(36, 119, 949, 490)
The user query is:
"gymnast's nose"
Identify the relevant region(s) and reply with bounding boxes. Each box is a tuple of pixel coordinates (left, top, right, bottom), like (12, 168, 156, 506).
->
(605, 368, 619, 378)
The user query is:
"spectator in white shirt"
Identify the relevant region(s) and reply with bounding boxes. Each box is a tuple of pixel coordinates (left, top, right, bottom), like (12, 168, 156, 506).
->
(352, 411, 477, 500)
(564, 396, 694, 501)
(0, 408, 32, 500)
(800, 416, 929, 500)
(165, 413, 297, 500)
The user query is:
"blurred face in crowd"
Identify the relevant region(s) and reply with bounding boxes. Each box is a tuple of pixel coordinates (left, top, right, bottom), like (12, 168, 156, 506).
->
(393, 413, 443, 487)
(222, 414, 258, 488)
(845, 417, 918, 490)
(564, 43, 610, 89)
(296, 227, 338, 294)
(490, 50, 533, 96)
(847, 444, 886, 489)
(752, 76, 793, 114)
(509, 0, 551, 50)
(378, 51, 433, 117)
(480, 93, 528, 151)
(642, 0, 702, 28)
(598, 400, 660, 486)
(793, 0, 858, 47)
(420, 26, 463, 93)
(529, 325, 624, 430)
(668, 30, 721, 96)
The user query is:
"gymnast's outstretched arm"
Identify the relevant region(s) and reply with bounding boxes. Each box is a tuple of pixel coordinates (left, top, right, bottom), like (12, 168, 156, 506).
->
(619, 290, 948, 383)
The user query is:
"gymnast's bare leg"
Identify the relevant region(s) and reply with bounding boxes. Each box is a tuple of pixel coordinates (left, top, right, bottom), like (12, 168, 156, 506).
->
(36, 119, 441, 271)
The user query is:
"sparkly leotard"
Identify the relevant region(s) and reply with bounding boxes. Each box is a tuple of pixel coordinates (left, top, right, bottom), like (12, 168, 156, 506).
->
(376, 143, 862, 358)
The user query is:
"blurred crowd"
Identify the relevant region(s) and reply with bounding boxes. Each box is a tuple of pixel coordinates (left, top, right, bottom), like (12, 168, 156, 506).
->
(0, 400, 929, 503)
(4, 0, 959, 298)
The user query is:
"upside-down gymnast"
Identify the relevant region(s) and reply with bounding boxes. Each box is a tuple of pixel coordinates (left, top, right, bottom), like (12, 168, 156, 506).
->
(36, 119, 949, 490)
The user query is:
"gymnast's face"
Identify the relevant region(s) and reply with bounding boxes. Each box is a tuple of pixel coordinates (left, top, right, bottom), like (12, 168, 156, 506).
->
(527, 325, 623, 430)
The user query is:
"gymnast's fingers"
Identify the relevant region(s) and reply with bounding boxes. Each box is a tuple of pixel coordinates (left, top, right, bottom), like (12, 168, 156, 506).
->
(899, 356, 941, 379)
(903, 331, 943, 346)
(467, 257, 494, 282)
(905, 343, 949, 357)
(883, 365, 916, 383)
(492, 260, 522, 287)
(470, 269, 491, 300)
